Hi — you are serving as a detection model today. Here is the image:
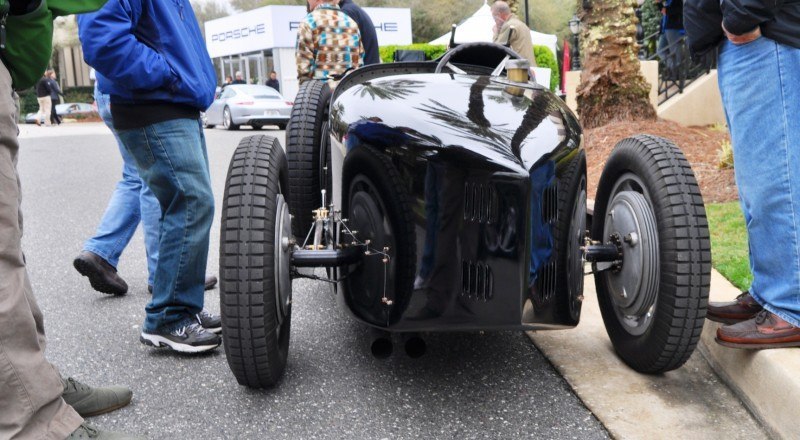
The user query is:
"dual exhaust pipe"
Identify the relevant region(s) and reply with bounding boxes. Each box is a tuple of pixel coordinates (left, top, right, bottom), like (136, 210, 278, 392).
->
(371, 332, 427, 359)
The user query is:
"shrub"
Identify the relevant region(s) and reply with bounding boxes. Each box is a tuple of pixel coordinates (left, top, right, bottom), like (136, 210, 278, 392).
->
(533, 45, 559, 91)
(379, 43, 560, 91)
(63, 86, 94, 104)
(379, 44, 448, 63)
(717, 140, 734, 169)
(17, 89, 39, 119)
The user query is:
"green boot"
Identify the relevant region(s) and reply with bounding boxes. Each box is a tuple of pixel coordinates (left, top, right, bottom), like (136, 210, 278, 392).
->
(62, 377, 133, 417)
(66, 422, 145, 440)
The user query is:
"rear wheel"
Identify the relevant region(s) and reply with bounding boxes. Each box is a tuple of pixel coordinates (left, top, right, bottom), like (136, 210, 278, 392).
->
(223, 107, 239, 131)
(220, 135, 291, 388)
(593, 135, 710, 373)
(286, 80, 332, 240)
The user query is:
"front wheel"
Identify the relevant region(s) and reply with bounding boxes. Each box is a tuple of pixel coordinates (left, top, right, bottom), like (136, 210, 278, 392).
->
(593, 135, 710, 374)
(220, 135, 292, 388)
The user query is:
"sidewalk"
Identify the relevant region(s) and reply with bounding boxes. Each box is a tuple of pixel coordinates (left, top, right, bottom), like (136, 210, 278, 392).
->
(528, 267, 799, 439)
(17, 121, 109, 139)
(699, 270, 800, 440)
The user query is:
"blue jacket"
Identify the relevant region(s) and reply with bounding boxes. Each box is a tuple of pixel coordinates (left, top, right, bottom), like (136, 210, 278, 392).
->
(77, 0, 216, 110)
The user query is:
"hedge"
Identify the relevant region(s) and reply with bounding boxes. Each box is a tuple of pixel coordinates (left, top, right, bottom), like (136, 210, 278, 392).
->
(379, 44, 448, 63)
(380, 43, 560, 91)
(533, 45, 560, 91)
(16, 86, 95, 121)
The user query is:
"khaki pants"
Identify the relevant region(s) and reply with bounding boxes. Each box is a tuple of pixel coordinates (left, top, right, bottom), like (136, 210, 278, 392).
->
(36, 95, 51, 126)
(0, 65, 82, 438)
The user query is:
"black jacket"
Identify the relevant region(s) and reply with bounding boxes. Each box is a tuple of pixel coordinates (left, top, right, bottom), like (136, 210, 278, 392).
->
(664, 0, 684, 30)
(47, 78, 63, 100)
(339, 0, 380, 65)
(265, 78, 280, 92)
(35, 77, 51, 98)
(685, 0, 800, 58)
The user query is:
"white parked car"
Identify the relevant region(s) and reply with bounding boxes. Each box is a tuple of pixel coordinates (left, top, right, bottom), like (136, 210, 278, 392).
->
(204, 85, 292, 130)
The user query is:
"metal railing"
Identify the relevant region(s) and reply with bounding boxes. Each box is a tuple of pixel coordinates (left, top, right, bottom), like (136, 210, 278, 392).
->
(640, 32, 717, 105)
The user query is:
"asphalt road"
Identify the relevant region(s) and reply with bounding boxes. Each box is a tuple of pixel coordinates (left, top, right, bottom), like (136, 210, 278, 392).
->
(16, 123, 609, 440)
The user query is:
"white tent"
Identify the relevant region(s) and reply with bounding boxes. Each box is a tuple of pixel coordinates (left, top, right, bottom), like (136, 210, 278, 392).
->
(429, 1, 558, 60)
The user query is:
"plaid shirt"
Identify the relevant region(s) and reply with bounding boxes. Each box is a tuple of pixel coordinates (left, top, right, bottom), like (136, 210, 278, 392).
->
(296, 4, 364, 83)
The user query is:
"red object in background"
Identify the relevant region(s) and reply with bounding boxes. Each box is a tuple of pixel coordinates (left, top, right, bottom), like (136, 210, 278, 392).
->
(562, 40, 571, 92)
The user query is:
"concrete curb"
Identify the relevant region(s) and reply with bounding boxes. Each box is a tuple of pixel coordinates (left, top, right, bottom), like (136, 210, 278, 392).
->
(698, 270, 800, 440)
(527, 275, 768, 439)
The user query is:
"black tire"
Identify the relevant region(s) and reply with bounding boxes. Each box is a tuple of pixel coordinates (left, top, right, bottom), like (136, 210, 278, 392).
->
(251, 123, 263, 130)
(220, 135, 292, 388)
(592, 135, 710, 374)
(341, 146, 416, 326)
(552, 150, 587, 325)
(223, 106, 239, 131)
(286, 80, 332, 240)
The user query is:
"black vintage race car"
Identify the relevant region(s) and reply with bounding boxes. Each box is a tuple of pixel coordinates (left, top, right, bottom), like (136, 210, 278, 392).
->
(218, 42, 711, 388)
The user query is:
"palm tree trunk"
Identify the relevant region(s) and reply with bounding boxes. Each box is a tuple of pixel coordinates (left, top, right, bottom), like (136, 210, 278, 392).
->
(576, 0, 656, 129)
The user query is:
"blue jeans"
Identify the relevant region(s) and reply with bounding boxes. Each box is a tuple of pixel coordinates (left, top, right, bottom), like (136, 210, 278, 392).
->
(83, 88, 160, 285)
(718, 37, 800, 327)
(117, 118, 214, 332)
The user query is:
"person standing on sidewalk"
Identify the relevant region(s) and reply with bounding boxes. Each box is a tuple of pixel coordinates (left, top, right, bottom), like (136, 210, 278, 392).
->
(79, 0, 222, 353)
(685, 0, 800, 348)
(35, 71, 52, 126)
(47, 69, 64, 125)
(491, 1, 537, 67)
(0, 0, 142, 438)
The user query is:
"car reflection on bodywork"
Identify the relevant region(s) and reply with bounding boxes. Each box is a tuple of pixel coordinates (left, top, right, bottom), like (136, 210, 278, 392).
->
(204, 84, 292, 131)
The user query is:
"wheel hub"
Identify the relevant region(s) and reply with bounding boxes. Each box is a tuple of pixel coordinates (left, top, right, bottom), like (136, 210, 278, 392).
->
(275, 194, 292, 323)
(602, 190, 659, 334)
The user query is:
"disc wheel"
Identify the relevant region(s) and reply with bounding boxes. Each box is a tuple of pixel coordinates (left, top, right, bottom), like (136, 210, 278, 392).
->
(593, 135, 710, 374)
(223, 106, 239, 131)
(220, 135, 291, 388)
(342, 146, 416, 326)
(286, 80, 332, 239)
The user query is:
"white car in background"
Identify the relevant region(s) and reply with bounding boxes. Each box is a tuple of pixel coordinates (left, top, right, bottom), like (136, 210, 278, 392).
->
(204, 84, 292, 131)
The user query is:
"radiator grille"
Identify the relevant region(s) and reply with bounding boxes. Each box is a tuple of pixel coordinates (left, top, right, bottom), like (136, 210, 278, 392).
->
(463, 182, 498, 224)
(535, 181, 559, 306)
(461, 260, 494, 301)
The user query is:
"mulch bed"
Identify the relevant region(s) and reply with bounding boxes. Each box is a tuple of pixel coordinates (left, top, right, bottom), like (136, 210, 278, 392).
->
(584, 119, 738, 204)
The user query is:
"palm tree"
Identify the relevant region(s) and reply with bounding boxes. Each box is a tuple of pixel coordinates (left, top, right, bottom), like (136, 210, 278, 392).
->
(576, 1, 656, 128)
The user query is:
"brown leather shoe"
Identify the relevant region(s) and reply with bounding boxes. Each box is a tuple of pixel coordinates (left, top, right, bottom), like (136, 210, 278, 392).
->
(73, 251, 128, 295)
(716, 310, 800, 349)
(706, 291, 763, 324)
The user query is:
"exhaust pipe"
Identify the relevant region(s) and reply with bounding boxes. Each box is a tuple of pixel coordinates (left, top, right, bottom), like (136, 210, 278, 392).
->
(370, 333, 393, 359)
(403, 335, 427, 359)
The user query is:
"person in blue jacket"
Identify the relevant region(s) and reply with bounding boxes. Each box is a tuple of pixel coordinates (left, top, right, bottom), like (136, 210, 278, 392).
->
(78, 0, 221, 354)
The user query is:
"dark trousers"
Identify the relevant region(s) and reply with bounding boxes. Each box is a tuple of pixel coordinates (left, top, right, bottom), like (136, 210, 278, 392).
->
(50, 99, 61, 125)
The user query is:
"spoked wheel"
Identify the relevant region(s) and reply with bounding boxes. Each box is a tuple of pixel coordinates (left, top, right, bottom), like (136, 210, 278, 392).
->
(220, 135, 291, 388)
(223, 107, 239, 131)
(286, 80, 332, 239)
(593, 135, 710, 374)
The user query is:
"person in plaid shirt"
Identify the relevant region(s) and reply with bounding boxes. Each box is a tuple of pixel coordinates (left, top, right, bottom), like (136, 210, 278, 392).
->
(296, 0, 364, 83)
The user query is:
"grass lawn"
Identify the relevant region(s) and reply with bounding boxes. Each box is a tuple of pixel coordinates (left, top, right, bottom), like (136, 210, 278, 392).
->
(705, 202, 752, 291)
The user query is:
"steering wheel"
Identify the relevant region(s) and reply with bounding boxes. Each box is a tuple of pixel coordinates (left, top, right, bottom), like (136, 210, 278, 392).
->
(434, 42, 525, 75)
